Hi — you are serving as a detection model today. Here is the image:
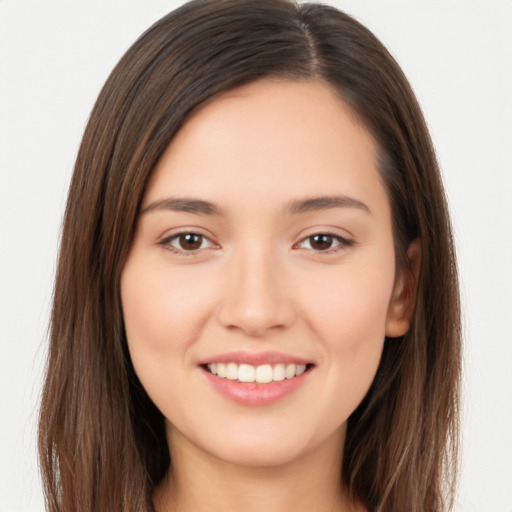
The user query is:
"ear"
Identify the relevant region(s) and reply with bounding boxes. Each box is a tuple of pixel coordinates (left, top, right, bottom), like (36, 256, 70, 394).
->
(385, 238, 421, 338)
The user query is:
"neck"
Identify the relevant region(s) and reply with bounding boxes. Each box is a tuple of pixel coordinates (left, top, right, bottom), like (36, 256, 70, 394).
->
(154, 426, 365, 512)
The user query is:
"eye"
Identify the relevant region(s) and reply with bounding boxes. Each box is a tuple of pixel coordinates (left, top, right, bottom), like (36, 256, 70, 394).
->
(296, 233, 353, 252)
(160, 232, 216, 254)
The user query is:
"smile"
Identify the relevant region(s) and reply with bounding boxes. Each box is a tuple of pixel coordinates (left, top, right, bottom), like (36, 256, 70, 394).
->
(200, 353, 315, 406)
(206, 362, 308, 383)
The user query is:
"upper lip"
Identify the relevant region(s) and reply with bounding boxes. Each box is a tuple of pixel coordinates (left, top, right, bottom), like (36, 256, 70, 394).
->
(198, 350, 313, 367)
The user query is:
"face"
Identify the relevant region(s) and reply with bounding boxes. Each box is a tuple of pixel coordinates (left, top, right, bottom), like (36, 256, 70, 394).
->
(121, 79, 412, 468)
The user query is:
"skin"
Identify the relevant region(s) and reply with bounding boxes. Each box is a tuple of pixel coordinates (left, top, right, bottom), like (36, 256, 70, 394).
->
(121, 79, 417, 512)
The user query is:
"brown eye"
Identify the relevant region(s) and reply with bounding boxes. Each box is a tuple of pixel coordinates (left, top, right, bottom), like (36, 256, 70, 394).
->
(178, 233, 203, 250)
(309, 234, 334, 250)
(161, 232, 215, 254)
(297, 233, 353, 252)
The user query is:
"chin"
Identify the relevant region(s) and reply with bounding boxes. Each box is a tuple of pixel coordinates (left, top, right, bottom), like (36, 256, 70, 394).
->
(211, 441, 308, 468)
(194, 422, 343, 469)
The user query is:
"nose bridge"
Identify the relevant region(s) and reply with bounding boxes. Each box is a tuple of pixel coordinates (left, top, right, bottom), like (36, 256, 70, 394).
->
(216, 237, 295, 336)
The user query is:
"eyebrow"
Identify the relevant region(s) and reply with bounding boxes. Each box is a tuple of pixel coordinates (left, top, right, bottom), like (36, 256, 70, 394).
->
(287, 195, 371, 215)
(142, 197, 223, 216)
(142, 194, 371, 216)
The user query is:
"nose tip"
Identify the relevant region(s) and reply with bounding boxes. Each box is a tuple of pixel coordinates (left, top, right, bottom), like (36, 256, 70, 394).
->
(216, 255, 296, 337)
(221, 310, 282, 338)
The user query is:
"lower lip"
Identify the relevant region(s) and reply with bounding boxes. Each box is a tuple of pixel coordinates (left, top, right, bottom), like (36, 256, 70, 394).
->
(202, 367, 311, 406)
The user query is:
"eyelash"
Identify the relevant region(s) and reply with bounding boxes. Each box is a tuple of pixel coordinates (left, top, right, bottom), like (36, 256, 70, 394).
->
(294, 232, 355, 253)
(158, 231, 354, 256)
(159, 232, 217, 256)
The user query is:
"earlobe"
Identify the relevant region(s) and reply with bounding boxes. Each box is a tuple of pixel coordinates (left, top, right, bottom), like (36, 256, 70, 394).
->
(385, 239, 421, 338)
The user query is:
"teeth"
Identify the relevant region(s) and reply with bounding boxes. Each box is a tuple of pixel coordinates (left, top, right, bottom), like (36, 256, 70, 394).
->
(296, 364, 306, 376)
(226, 362, 238, 380)
(285, 363, 296, 379)
(206, 362, 308, 383)
(272, 363, 285, 381)
(255, 364, 273, 383)
(216, 363, 226, 378)
(238, 364, 255, 383)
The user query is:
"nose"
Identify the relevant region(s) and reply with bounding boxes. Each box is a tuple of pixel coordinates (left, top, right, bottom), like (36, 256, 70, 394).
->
(216, 245, 296, 337)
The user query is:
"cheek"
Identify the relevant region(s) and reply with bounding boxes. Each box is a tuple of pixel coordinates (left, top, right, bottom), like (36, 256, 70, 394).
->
(122, 261, 211, 352)
(120, 258, 216, 408)
(120, 258, 219, 426)
(304, 258, 394, 340)
(299, 256, 394, 410)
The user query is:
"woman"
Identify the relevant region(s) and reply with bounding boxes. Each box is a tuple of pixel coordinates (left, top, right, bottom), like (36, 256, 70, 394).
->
(38, 1, 461, 511)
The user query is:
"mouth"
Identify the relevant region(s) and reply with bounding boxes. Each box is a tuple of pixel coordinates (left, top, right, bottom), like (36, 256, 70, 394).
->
(202, 362, 314, 383)
(199, 352, 315, 406)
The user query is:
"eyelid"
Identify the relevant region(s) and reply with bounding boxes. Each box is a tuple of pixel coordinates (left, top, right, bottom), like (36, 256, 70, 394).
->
(293, 230, 355, 253)
(156, 227, 355, 256)
(158, 229, 219, 255)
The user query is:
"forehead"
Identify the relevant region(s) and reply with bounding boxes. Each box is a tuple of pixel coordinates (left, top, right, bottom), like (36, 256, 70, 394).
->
(144, 79, 387, 216)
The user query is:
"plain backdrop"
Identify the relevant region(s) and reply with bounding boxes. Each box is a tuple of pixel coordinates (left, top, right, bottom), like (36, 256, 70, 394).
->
(1, 1, 511, 511)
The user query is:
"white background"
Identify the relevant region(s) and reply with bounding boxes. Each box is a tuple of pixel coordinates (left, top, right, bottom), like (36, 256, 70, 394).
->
(1, 1, 511, 511)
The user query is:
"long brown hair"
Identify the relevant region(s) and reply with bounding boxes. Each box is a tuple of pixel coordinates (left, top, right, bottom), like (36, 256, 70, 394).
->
(38, 1, 461, 511)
